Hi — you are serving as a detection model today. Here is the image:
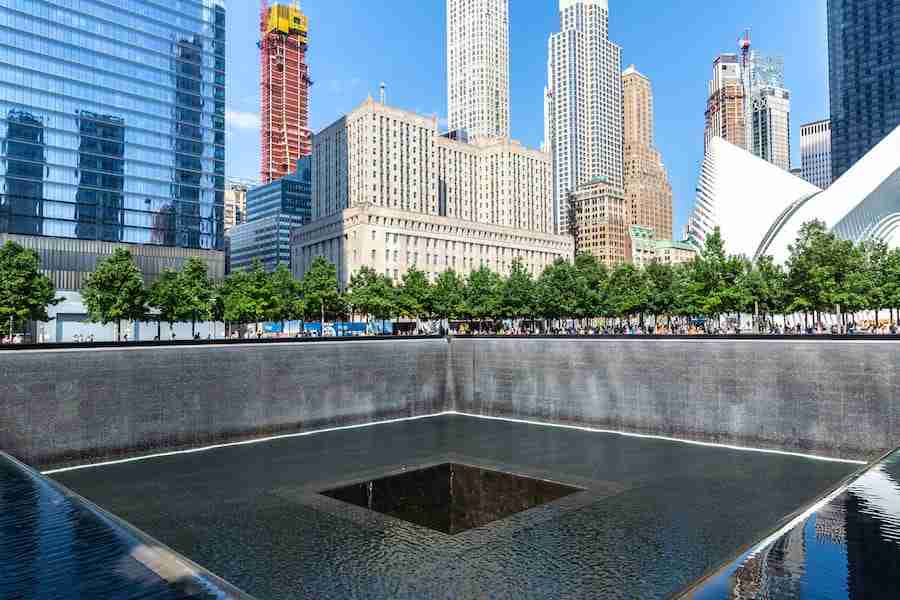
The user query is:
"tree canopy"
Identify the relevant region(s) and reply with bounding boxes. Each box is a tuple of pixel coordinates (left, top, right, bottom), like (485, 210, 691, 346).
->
(0, 241, 60, 338)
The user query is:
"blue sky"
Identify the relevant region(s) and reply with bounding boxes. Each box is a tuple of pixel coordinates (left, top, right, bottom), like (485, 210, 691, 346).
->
(226, 0, 829, 235)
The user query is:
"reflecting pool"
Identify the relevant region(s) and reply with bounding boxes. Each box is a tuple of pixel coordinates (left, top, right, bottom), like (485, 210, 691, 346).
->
(685, 448, 900, 599)
(52, 415, 857, 599)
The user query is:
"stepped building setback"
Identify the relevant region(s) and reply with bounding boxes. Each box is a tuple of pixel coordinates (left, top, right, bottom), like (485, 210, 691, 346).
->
(546, 0, 624, 234)
(622, 65, 674, 240)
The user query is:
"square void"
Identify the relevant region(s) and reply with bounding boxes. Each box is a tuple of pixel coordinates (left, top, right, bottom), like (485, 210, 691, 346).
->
(320, 463, 580, 535)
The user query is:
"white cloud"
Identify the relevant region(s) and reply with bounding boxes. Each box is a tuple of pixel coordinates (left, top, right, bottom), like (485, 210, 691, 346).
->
(226, 109, 261, 131)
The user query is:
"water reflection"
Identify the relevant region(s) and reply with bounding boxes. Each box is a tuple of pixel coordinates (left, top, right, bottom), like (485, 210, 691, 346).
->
(686, 450, 900, 599)
(321, 463, 580, 535)
(0, 454, 250, 599)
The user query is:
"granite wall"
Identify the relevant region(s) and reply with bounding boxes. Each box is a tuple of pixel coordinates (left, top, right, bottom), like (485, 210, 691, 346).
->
(3, 337, 898, 467)
(449, 338, 900, 461)
(0, 339, 450, 467)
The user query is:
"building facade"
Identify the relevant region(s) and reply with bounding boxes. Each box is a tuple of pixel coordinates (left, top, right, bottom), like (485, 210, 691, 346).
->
(687, 125, 900, 265)
(827, 0, 899, 180)
(546, 0, 623, 234)
(229, 157, 312, 272)
(628, 226, 697, 268)
(294, 97, 570, 285)
(622, 65, 673, 240)
(705, 54, 747, 153)
(310, 98, 554, 233)
(260, 2, 311, 183)
(0, 0, 226, 288)
(224, 181, 249, 232)
(446, 0, 510, 140)
(747, 52, 791, 171)
(291, 205, 572, 288)
(800, 119, 833, 189)
(568, 178, 629, 268)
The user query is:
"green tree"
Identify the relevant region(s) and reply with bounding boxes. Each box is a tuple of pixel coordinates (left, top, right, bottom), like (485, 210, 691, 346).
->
(148, 269, 181, 338)
(573, 253, 607, 322)
(218, 270, 255, 336)
(861, 240, 890, 323)
(535, 258, 578, 328)
(739, 255, 787, 331)
(82, 248, 146, 341)
(605, 263, 649, 324)
(179, 257, 213, 338)
(303, 256, 341, 335)
(884, 248, 900, 325)
(0, 241, 60, 339)
(347, 266, 397, 331)
(396, 268, 431, 325)
(269, 264, 303, 331)
(786, 220, 868, 329)
(464, 266, 503, 328)
(431, 270, 465, 325)
(499, 259, 535, 323)
(644, 261, 676, 327)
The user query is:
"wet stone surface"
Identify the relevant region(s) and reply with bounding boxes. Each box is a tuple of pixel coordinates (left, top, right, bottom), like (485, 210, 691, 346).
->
(53, 415, 858, 599)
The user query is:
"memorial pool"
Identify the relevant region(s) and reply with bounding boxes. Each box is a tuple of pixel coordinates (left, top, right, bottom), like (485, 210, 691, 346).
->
(50, 414, 857, 599)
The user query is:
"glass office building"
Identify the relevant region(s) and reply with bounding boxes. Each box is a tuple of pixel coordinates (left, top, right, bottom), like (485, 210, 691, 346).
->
(229, 157, 311, 272)
(828, 0, 899, 180)
(0, 0, 226, 278)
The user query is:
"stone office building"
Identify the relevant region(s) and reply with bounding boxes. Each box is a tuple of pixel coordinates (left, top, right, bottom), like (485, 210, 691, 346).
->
(291, 97, 572, 286)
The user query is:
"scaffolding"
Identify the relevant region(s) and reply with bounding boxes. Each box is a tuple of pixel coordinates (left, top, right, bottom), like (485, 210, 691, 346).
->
(260, 1, 312, 184)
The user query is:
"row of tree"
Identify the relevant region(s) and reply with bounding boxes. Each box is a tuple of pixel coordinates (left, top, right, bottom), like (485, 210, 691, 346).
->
(3, 220, 900, 341)
(339, 222, 900, 331)
(76, 249, 342, 340)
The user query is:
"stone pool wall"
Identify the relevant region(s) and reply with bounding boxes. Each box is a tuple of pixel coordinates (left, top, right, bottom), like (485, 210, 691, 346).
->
(450, 337, 900, 461)
(2, 337, 898, 466)
(0, 339, 451, 466)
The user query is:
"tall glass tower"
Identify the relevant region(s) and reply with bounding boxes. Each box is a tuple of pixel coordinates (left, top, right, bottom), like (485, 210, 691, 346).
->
(828, 0, 899, 180)
(0, 0, 226, 288)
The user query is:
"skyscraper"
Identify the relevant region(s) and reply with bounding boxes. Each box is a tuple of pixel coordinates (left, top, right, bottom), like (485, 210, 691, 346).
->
(0, 0, 226, 290)
(446, 0, 510, 140)
(622, 65, 673, 240)
(800, 119, 833, 189)
(828, 0, 899, 180)
(704, 54, 748, 153)
(546, 0, 623, 234)
(260, 2, 312, 183)
(747, 51, 791, 171)
(705, 48, 791, 172)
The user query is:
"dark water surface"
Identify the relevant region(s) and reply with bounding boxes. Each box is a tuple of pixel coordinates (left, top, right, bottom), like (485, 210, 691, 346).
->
(0, 454, 251, 599)
(321, 462, 581, 534)
(685, 448, 900, 599)
(53, 415, 857, 599)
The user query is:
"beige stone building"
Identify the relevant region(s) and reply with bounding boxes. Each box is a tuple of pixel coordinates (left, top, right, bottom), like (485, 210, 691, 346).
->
(223, 181, 249, 232)
(291, 204, 572, 288)
(704, 54, 747, 153)
(622, 65, 673, 240)
(293, 97, 572, 285)
(568, 178, 629, 268)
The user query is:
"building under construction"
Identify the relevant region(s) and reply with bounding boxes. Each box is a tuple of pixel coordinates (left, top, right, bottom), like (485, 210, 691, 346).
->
(260, 1, 311, 184)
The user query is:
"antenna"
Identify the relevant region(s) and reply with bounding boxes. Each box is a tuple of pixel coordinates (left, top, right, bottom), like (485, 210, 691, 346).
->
(379, 82, 386, 105)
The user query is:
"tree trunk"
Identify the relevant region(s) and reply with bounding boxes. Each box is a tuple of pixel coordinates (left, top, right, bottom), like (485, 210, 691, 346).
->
(116, 320, 121, 342)
(320, 301, 325, 337)
(157, 319, 161, 340)
(192, 317, 196, 338)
